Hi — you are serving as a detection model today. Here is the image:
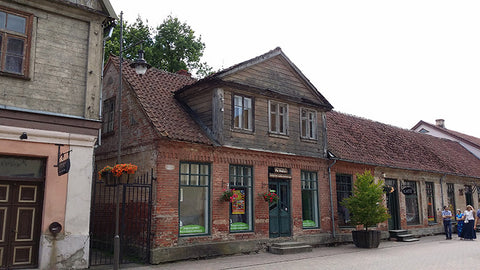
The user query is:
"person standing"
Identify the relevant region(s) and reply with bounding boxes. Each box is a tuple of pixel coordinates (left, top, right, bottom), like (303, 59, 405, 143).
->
(456, 209, 464, 239)
(463, 205, 475, 240)
(442, 206, 453, 240)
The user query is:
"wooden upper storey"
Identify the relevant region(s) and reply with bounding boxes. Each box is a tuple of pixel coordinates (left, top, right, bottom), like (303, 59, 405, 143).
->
(176, 48, 333, 158)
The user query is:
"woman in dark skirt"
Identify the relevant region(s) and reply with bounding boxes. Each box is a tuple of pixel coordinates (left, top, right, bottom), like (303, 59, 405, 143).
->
(463, 205, 475, 240)
(456, 209, 465, 239)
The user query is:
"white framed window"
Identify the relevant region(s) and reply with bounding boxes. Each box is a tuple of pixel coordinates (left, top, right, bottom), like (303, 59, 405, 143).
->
(233, 95, 253, 131)
(300, 108, 317, 139)
(269, 101, 288, 135)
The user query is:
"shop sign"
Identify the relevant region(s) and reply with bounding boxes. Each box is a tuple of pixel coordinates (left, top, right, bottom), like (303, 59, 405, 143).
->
(401, 186, 414, 195)
(269, 167, 291, 179)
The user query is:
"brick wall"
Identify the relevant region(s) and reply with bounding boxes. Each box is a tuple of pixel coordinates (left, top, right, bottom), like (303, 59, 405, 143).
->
(151, 140, 331, 248)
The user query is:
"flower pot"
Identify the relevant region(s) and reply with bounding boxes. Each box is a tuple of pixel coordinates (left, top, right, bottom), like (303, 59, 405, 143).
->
(352, 230, 381, 248)
(102, 172, 116, 185)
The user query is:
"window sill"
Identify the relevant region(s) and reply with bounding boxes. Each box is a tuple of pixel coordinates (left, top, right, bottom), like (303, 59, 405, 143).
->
(231, 128, 254, 135)
(0, 71, 30, 80)
(268, 133, 289, 139)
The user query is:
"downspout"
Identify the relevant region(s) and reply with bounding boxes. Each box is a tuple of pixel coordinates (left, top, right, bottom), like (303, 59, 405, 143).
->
(323, 112, 337, 238)
(97, 20, 115, 147)
(328, 158, 337, 238)
(440, 173, 446, 207)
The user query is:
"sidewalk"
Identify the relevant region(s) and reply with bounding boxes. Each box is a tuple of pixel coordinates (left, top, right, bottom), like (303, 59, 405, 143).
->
(95, 234, 480, 269)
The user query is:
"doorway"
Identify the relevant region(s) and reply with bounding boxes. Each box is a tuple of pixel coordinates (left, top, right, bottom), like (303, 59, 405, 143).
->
(385, 179, 401, 230)
(268, 179, 291, 238)
(0, 181, 44, 268)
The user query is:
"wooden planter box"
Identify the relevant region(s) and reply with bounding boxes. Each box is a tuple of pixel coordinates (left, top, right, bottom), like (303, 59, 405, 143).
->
(352, 230, 381, 248)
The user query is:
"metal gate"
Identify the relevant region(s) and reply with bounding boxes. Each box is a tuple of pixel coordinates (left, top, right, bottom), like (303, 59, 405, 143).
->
(89, 169, 154, 266)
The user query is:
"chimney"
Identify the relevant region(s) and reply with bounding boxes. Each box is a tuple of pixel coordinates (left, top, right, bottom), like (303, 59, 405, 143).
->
(176, 69, 191, 77)
(435, 119, 445, 128)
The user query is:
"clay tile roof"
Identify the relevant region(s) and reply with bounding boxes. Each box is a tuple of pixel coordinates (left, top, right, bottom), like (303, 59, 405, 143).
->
(327, 111, 480, 178)
(111, 56, 212, 145)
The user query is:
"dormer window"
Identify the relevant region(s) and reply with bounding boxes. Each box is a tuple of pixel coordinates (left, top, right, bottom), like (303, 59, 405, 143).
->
(233, 95, 253, 131)
(300, 108, 317, 140)
(269, 101, 288, 135)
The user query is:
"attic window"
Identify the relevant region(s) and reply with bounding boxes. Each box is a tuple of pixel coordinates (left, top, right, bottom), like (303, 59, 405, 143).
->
(419, 128, 429, 134)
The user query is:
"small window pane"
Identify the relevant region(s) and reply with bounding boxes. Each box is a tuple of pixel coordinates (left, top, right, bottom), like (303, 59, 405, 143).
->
(6, 14, 26, 34)
(0, 156, 45, 177)
(0, 12, 5, 29)
(5, 37, 24, 73)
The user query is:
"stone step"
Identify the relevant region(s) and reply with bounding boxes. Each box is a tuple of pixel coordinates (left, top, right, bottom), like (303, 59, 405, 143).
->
(269, 242, 313, 255)
(402, 238, 420, 242)
(388, 230, 408, 238)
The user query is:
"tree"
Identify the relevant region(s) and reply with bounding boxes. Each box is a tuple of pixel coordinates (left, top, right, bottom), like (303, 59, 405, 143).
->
(340, 170, 390, 230)
(104, 15, 212, 77)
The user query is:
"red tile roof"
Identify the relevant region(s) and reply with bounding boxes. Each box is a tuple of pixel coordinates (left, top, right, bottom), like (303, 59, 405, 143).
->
(110, 56, 212, 145)
(327, 111, 480, 178)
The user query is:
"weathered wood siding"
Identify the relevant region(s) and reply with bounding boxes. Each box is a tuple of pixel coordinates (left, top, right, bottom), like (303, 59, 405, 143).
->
(223, 56, 320, 103)
(0, 1, 105, 120)
(221, 87, 326, 158)
(179, 88, 215, 131)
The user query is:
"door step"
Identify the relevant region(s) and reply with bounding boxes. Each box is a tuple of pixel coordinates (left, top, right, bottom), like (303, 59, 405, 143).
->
(269, 242, 313, 255)
(389, 230, 419, 242)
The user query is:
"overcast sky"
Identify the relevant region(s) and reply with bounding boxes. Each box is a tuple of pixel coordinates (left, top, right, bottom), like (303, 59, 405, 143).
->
(110, 0, 480, 138)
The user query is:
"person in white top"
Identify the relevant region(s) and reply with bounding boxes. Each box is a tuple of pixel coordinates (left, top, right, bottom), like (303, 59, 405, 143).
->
(463, 205, 476, 240)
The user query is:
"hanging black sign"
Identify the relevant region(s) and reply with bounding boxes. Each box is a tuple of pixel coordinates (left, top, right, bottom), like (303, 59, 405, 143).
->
(54, 144, 72, 176)
(401, 186, 414, 195)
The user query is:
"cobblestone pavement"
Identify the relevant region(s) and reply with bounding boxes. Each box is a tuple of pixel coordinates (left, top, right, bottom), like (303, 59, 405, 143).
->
(100, 234, 480, 270)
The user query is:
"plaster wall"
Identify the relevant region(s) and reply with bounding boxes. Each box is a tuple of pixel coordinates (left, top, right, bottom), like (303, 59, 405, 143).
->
(0, 125, 96, 269)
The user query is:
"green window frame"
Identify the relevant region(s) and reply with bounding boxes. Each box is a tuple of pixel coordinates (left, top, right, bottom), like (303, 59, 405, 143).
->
(301, 171, 319, 228)
(447, 183, 456, 214)
(179, 162, 210, 236)
(405, 180, 420, 225)
(336, 174, 352, 227)
(426, 182, 436, 224)
(229, 165, 253, 232)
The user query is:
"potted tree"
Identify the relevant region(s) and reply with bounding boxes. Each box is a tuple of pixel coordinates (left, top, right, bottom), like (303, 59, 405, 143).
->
(341, 170, 390, 248)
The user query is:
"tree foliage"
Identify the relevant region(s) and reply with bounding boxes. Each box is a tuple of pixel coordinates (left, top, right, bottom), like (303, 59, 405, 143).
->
(104, 15, 212, 77)
(340, 171, 390, 230)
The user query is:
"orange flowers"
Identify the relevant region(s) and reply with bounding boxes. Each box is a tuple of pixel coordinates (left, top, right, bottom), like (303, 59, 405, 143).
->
(111, 163, 138, 177)
(98, 164, 137, 180)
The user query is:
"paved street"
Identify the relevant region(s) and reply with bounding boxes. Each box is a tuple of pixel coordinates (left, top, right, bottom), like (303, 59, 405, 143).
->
(104, 234, 480, 270)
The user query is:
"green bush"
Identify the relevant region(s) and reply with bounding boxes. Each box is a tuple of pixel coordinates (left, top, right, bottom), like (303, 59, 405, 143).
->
(341, 170, 390, 230)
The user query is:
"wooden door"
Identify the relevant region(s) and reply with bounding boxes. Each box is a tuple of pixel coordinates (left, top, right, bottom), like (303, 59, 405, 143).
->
(0, 181, 43, 268)
(268, 180, 291, 238)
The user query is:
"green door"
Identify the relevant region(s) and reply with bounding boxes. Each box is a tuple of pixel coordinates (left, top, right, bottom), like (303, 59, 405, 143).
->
(386, 179, 400, 230)
(269, 180, 291, 238)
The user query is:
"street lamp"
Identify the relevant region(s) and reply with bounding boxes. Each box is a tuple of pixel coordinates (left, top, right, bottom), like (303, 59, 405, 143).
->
(114, 11, 151, 270)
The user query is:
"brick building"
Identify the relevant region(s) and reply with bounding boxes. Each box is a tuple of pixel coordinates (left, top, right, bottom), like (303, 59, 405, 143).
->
(96, 48, 480, 264)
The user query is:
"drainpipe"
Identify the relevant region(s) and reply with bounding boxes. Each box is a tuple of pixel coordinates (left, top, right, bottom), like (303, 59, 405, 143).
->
(97, 20, 115, 146)
(328, 158, 337, 238)
(440, 173, 446, 207)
